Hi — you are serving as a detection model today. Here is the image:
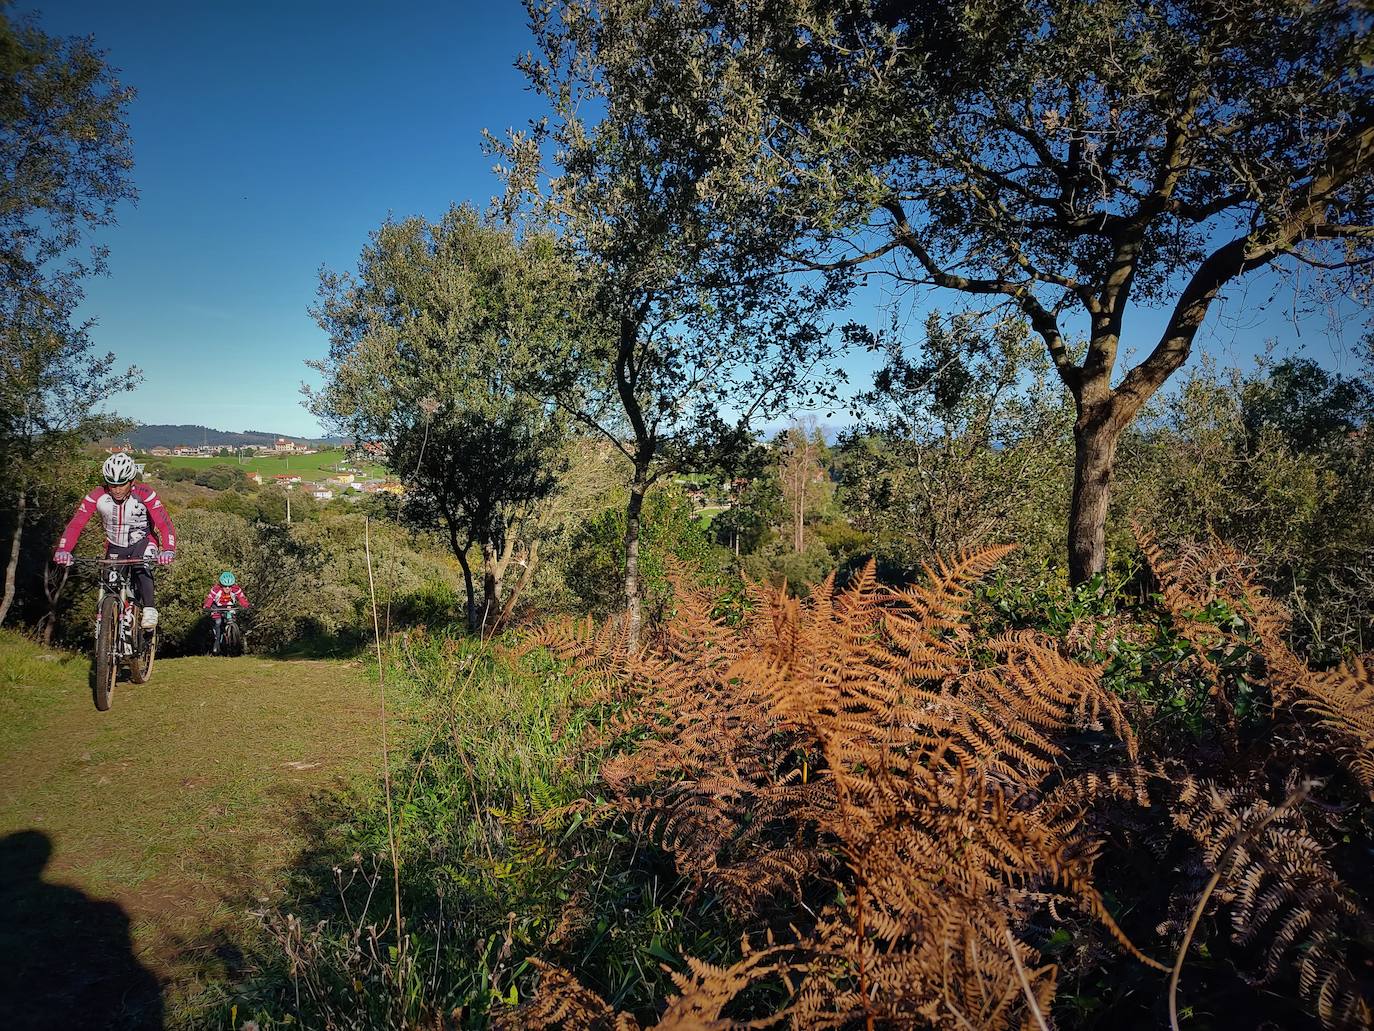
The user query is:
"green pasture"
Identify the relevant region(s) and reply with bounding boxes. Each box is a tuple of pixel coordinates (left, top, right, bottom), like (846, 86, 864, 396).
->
(136, 447, 387, 480)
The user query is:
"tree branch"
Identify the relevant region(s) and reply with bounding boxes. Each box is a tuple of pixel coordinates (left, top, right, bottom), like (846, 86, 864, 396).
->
(877, 199, 1082, 391)
(1117, 115, 1374, 413)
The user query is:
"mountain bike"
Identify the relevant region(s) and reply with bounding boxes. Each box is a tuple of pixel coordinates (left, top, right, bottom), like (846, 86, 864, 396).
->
(209, 605, 245, 656)
(69, 557, 158, 710)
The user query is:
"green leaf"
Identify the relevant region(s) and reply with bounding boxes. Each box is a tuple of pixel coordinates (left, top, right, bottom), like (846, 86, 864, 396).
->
(647, 936, 678, 966)
(559, 809, 585, 843)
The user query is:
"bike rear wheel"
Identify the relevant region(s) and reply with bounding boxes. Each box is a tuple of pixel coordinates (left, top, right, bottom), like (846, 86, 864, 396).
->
(93, 595, 119, 711)
(129, 615, 156, 684)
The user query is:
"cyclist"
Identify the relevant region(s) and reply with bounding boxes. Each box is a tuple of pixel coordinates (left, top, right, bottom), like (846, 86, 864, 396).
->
(52, 453, 177, 629)
(203, 571, 251, 654)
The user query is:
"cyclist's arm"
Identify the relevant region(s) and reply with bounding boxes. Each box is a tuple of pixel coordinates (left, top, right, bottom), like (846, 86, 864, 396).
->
(56, 491, 102, 553)
(135, 485, 177, 550)
(232, 585, 251, 609)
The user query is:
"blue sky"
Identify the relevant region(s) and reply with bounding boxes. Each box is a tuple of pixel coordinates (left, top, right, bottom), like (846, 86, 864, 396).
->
(23, 0, 537, 437)
(19, 1, 1370, 438)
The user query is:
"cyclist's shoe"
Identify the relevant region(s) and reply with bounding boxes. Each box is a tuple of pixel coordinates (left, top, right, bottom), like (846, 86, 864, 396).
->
(141, 607, 159, 629)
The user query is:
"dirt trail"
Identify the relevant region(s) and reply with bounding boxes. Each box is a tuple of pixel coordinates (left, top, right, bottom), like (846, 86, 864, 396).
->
(0, 635, 392, 1029)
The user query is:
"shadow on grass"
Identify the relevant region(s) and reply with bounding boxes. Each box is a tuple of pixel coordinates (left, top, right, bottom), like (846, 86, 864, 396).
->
(0, 830, 164, 1030)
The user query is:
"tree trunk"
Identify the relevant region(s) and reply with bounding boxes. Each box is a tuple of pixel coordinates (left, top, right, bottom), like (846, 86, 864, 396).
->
(480, 541, 501, 634)
(498, 538, 540, 626)
(455, 548, 478, 634)
(442, 510, 479, 635)
(0, 491, 26, 627)
(1068, 405, 1123, 587)
(623, 471, 649, 647)
(41, 546, 67, 645)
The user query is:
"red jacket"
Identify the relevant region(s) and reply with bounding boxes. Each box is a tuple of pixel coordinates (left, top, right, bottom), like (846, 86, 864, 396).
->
(59, 484, 177, 552)
(203, 584, 250, 609)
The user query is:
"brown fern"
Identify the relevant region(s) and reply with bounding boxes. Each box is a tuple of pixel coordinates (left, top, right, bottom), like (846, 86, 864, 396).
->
(1295, 657, 1374, 794)
(507, 549, 1163, 1029)
(492, 959, 639, 1030)
(507, 540, 1374, 1030)
(1138, 525, 1374, 797)
(1164, 772, 1372, 1029)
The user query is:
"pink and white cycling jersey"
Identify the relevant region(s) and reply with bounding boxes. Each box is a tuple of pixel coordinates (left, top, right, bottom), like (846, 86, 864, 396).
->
(203, 584, 250, 609)
(58, 485, 178, 553)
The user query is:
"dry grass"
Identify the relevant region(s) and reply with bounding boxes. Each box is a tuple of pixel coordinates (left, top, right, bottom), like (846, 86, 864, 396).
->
(0, 630, 402, 1024)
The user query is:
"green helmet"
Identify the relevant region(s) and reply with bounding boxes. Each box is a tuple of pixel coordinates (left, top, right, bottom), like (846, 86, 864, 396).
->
(219, 571, 236, 587)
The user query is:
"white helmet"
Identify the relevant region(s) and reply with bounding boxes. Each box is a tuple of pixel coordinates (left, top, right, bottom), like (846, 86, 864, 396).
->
(102, 452, 137, 485)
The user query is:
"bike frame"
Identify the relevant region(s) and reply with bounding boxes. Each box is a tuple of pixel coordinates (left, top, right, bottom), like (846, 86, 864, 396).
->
(209, 604, 244, 650)
(73, 557, 149, 663)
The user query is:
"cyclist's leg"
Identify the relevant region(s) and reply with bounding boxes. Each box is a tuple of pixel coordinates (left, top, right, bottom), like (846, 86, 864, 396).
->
(107, 538, 158, 629)
(134, 540, 157, 609)
(211, 611, 223, 651)
(105, 541, 144, 597)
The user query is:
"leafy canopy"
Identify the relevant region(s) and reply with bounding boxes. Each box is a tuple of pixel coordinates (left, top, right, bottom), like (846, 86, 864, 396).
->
(309, 205, 572, 556)
(0, 7, 135, 311)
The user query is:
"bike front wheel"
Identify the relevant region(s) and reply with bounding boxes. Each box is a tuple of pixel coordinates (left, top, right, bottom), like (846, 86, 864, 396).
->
(223, 621, 243, 657)
(93, 595, 119, 711)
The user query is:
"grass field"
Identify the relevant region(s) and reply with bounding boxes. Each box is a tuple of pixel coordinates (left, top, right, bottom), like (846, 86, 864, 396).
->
(138, 447, 387, 480)
(0, 629, 402, 1027)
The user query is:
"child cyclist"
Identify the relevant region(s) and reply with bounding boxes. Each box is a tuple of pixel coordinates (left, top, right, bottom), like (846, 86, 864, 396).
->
(203, 571, 250, 654)
(52, 453, 177, 628)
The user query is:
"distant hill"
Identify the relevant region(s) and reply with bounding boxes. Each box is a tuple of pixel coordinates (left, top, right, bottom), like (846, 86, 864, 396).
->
(118, 425, 344, 450)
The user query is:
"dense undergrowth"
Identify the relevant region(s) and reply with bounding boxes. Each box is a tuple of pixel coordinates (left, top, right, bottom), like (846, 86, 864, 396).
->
(213, 536, 1374, 1030)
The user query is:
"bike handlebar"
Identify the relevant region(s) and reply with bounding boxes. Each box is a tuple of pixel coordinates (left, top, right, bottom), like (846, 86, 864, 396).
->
(67, 557, 152, 566)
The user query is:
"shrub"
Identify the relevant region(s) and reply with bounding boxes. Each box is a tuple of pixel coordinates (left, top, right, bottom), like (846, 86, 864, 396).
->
(564, 485, 731, 618)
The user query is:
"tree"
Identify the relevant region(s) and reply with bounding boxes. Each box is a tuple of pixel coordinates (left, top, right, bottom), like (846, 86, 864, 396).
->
(389, 408, 566, 631)
(839, 312, 1072, 573)
(0, 313, 138, 624)
(570, 0, 1374, 583)
(0, 7, 137, 624)
(715, 466, 785, 558)
(564, 484, 726, 619)
(1241, 357, 1374, 453)
(489, 1, 845, 642)
(1, 7, 135, 316)
(777, 417, 826, 554)
(310, 205, 570, 632)
(1129, 355, 1374, 655)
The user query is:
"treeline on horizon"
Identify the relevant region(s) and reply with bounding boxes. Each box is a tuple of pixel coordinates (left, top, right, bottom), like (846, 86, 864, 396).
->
(112, 424, 344, 450)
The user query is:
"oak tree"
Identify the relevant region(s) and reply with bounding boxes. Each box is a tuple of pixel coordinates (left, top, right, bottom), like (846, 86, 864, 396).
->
(0, 9, 137, 624)
(310, 206, 570, 631)
(489, 0, 846, 642)
(561, 0, 1374, 582)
